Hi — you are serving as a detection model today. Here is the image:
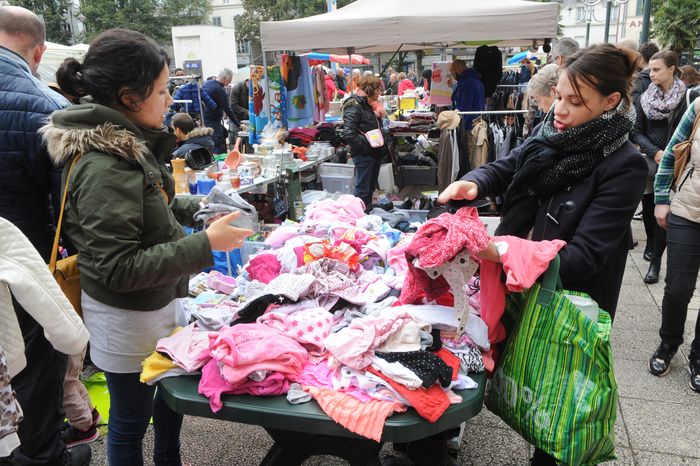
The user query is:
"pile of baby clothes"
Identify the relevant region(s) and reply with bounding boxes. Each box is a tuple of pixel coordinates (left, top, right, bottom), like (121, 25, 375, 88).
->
(143, 196, 569, 442)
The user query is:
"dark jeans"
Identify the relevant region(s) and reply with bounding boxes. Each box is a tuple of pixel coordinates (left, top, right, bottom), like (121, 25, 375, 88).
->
(203, 115, 226, 154)
(660, 213, 700, 356)
(642, 193, 667, 260)
(10, 302, 68, 465)
(227, 122, 240, 147)
(353, 153, 382, 208)
(104, 372, 183, 466)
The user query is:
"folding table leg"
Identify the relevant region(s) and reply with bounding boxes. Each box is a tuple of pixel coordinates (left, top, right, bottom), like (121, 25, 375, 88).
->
(260, 428, 383, 466)
(259, 429, 310, 466)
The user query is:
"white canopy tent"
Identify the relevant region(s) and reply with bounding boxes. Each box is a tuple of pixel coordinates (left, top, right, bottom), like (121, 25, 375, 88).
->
(38, 42, 89, 83)
(260, 0, 560, 54)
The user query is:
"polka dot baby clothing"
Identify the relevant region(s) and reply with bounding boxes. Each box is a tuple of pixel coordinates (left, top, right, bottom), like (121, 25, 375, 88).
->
(375, 350, 453, 388)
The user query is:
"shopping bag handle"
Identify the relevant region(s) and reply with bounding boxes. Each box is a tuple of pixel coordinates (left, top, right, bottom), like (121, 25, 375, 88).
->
(537, 255, 562, 306)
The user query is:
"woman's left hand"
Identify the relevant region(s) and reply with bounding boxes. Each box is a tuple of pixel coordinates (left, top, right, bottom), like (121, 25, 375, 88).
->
(477, 241, 501, 263)
(654, 150, 664, 164)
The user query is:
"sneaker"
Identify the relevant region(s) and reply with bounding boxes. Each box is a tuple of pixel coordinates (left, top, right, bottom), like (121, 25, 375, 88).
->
(61, 424, 99, 448)
(689, 357, 700, 392)
(632, 210, 643, 220)
(649, 342, 677, 377)
(59, 444, 91, 466)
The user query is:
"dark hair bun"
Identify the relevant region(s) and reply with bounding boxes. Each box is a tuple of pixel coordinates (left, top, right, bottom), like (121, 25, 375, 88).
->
(62, 29, 169, 110)
(56, 57, 86, 98)
(619, 47, 642, 77)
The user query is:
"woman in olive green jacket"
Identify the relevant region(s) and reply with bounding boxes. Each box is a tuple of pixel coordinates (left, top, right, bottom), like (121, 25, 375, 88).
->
(43, 29, 252, 466)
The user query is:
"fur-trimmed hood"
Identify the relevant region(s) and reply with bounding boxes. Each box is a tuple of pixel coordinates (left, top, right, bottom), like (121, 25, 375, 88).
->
(172, 125, 215, 158)
(186, 126, 213, 139)
(42, 103, 175, 166)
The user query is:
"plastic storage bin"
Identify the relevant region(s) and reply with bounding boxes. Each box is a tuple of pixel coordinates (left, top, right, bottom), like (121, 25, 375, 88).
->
(318, 162, 355, 178)
(319, 163, 355, 194)
(321, 175, 354, 194)
(240, 240, 271, 264)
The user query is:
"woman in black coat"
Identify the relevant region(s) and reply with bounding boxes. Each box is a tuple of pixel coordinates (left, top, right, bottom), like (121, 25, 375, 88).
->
(630, 50, 688, 284)
(439, 44, 647, 464)
(341, 75, 387, 207)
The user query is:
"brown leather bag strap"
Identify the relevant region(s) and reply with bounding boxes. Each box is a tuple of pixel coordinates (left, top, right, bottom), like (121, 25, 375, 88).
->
(690, 99, 700, 142)
(50, 155, 82, 270)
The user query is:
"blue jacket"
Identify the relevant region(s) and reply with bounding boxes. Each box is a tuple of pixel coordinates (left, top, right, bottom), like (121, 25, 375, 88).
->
(171, 83, 217, 115)
(452, 69, 485, 130)
(0, 46, 69, 260)
(202, 79, 239, 125)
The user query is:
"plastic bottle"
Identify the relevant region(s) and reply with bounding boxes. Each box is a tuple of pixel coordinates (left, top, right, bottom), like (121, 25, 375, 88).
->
(171, 158, 188, 194)
(185, 168, 197, 194)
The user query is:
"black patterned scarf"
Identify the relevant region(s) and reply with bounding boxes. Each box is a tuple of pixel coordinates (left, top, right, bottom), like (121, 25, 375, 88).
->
(496, 101, 636, 237)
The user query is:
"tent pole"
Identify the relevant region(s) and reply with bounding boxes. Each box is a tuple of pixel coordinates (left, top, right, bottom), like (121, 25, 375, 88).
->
(380, 43, 403, 78)
(346, 47, 355, 94)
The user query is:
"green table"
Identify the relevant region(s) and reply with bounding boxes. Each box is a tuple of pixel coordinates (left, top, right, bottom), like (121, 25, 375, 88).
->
(159, 373, 485, 466)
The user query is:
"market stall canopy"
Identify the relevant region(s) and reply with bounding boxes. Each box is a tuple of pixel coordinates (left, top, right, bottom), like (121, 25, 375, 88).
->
(260, 0, 559, 53)
(301, 53, 371, 65)
(38, 42, 89, 83)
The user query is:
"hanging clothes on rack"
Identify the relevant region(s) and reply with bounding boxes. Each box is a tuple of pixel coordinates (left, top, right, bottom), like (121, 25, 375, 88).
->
(469, 117, 489, 169)
(249, 65, 270, 144)
(473, 46, 503, 97)
(312, 65, 329, 122)
(437, 111, 470, 192)
(281, 54, 315, 128)
(490, 121, 506, 161)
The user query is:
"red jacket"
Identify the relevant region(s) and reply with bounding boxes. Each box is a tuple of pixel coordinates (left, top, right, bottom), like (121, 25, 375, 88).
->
(324, 75, 338, 101)
(398, 79, 416, 96)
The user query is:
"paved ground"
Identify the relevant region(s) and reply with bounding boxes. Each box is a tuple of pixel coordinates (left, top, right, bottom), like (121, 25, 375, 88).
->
(87, 220, 700, 465)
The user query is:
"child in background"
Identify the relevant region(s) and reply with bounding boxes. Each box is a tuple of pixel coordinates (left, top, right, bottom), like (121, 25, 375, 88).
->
(171, 113, 215, 164)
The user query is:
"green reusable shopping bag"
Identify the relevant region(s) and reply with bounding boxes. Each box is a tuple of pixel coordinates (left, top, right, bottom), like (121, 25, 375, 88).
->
(485, 256, 618, 466)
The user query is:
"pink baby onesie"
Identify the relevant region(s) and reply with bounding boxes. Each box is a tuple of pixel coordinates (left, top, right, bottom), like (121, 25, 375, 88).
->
(324, 310, 416, 370)
(304, 195, 366, 225)
(479, 235, 566, 345)
(257, 307, 334, 355)
(198, 358, 289, 412)
(302, 385, 406, 442)
(155, 323, 211, 372)
(400, 207, 489, 304)
(208, 324, 308, 387)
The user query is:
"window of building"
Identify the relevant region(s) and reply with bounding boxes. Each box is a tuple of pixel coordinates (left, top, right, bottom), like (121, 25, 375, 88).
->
(237, 40, 251, 55)
(212, 16, 222, 26)
(636, 0, 645, 17)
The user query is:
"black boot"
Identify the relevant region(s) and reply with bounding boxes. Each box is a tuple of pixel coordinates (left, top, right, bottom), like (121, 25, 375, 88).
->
(643, 249, 654, 262)
(644, 259, 661, 284)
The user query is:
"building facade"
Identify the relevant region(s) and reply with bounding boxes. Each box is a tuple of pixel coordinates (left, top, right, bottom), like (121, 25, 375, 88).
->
(207, 0, 252, 66)
(558, 0, 648, 47)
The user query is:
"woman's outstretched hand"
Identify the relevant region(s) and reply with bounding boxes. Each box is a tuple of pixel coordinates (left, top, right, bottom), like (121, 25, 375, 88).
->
(206, 212, 254, 251)
(437, 180, 479, 204)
